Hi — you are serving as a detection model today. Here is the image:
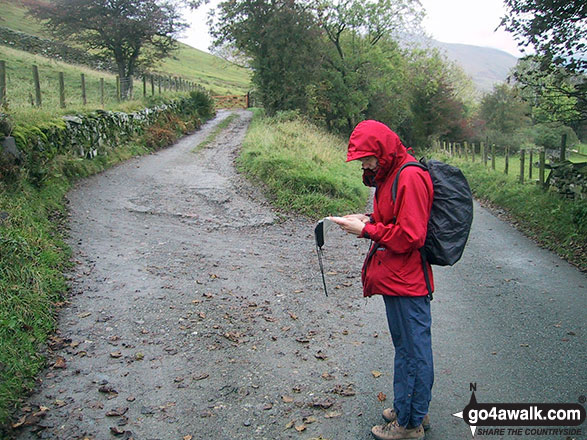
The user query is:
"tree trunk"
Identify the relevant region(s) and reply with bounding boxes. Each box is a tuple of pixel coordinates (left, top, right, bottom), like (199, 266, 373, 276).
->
(117, 62, 134, 101)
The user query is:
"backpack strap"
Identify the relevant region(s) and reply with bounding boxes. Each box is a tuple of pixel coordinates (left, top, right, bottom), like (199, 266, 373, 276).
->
(391, 161, 428, 203)
(420, 248, 433, 301)
(391, 160, 433, 300)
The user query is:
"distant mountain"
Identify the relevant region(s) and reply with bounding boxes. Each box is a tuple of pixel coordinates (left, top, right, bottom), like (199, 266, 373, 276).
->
(433, 41, 519, 94)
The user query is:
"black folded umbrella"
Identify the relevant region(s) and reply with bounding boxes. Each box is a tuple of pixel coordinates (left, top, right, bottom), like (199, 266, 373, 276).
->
(314, 218, 334, 296)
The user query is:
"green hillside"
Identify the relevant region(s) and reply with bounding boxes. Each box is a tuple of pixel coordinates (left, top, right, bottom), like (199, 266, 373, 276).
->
(0, 0, 251, 96)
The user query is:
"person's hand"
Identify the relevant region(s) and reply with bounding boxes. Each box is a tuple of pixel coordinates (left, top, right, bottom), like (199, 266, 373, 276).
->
(343, 214, 370, 224)
(329, 216, 366, 236)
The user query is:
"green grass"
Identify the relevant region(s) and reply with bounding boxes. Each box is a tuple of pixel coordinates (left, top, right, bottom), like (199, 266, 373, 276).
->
(192, 113, 239, 152)
(0, 0, 49, 37)
(0, 45, 198, 126)
(0, 178, 71, 425)
(154, 43, 251, 95)
(238, 112, 369, 218)
(440, 153, 586, 270)
(0, 0, 251, 99)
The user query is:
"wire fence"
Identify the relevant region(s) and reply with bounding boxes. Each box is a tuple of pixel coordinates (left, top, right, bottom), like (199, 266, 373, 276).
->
(435, 139, 574, 186)
(0, 59, 198, 111)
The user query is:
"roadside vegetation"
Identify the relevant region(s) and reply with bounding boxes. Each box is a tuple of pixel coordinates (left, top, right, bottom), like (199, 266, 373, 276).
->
(238, 111, 369, 218)
(442, 155, 586, 271)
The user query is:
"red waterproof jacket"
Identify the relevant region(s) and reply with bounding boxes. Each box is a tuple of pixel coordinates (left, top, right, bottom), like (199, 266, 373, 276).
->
(347, 120, 434, 297)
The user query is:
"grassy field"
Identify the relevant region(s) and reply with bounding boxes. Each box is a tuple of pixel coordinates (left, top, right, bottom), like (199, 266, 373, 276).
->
(0, 0, 251, 108)
(0, 0, 49, 37)
(0, 45, 198, 126)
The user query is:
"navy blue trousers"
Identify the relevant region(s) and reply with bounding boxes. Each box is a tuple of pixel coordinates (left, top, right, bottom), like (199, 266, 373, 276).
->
(383, 295, 434, 429)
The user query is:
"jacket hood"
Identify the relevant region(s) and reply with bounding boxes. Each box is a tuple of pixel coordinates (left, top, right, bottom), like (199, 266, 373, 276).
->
(346, 120, 409, 185)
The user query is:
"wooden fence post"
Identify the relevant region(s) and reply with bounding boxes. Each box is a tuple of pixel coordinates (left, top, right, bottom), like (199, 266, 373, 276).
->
(539, 148, 546, 187)
(81, 73, 87, 105)
(481, 142, 487, 166)
(32, 65, 42, 107)
(560, 133, 567, 161)
(471, 142, 475, 162)
(464, 141, 469, 161)
(100, 78, 104, 108)
(142, 76, 147, 97)
(0, 60, 6, 108)
(116, 76, 121, 102)
(519, 149, 525, 184)
(158, 76, 161, 94)
(491, 144, 496, 170)
(59, 72, 66, 108)
(504, 146, 509, 175)
(529, 149, 533, 180)
(150, 75, 155, 96)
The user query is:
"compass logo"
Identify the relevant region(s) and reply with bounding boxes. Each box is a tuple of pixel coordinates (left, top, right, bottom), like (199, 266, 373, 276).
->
(453, 384, 586, 437)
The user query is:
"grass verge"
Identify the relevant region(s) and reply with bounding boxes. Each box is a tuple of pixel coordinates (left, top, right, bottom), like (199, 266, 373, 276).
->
(237, 111, 369, 218)
(443, 154, 586, 271)
(192, 113, 239, 153)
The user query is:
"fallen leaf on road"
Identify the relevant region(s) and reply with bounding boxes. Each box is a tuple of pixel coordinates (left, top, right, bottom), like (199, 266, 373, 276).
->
(312, 397, 335, 409)
(110, 351, 123, 358)
(333, 384, 355, 396)
(315, 350, 328, 360)
(109, 426, 125, 436)
(106, 407, 128, 417)
(282, 395, 294, 403)
(325, 411, 342, 418)
(372, 370, 382, 378)
(99, 385, 118, 395)
(377, 392, 387, 402)
(183, 436, 193, 440)
(295, 424, 307, 432)
(53, 357, 67, 369)
(285, 420, 295, 429)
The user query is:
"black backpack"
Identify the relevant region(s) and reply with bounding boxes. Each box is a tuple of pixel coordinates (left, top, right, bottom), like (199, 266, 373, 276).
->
(392, 158, 473, 297)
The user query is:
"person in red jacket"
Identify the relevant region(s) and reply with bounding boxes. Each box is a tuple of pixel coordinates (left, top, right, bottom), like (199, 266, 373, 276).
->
(330, 120, 434, 440)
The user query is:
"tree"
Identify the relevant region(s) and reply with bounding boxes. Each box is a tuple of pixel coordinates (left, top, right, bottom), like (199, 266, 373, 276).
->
(478, 82, 532, 150)
(399, 50, 472, 148)
(499, 0, 586, 125)
(512, 58, 582, 126)
(311, 0, 423, 132)
(499, 0, 586, 74)
(28, 0, 189, 99)
(480, 83, 531, 134)
(210, 0, 323, 114)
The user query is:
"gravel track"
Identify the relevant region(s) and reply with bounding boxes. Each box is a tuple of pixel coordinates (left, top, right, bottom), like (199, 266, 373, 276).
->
(10, 110, 586, 440)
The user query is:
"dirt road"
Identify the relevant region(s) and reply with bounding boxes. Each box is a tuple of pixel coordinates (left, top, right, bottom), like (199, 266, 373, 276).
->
(11, 110, 586, 440)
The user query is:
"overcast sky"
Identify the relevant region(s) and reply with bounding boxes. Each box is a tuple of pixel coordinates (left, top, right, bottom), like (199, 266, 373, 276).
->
(178, 0, 525, 58)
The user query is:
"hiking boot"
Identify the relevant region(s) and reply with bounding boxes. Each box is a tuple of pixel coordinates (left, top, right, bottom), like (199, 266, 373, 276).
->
(382, 408, 431, 431)
(371, 421, 425, 440)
